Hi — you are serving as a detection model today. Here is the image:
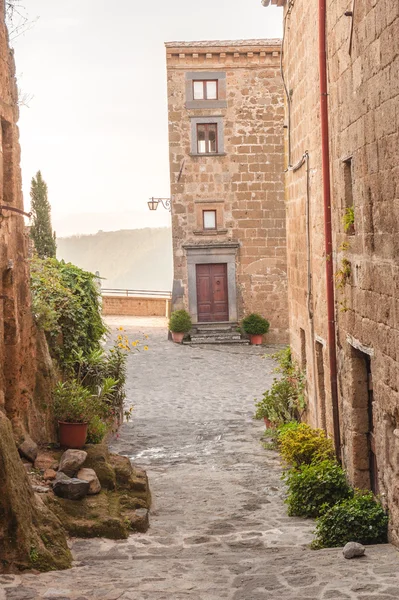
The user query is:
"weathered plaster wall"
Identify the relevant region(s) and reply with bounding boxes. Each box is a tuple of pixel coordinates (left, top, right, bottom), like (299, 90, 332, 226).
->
(277, 0, 399, 541)
(166, 41, 289, 342)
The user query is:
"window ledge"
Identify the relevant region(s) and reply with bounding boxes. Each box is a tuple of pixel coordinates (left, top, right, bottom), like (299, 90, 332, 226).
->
(193, 229, 228, 236)
(189, 153, 227, 158)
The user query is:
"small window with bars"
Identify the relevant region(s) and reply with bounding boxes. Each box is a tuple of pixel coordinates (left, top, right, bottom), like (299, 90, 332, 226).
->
(193, 80, 218, 100)
(197, 123, 218, 154)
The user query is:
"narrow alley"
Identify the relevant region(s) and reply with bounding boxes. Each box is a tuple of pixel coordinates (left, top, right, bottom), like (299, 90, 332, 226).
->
(2, 318, 399, 600)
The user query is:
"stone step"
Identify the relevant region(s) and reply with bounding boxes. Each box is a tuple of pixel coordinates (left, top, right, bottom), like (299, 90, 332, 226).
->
(191, 333, 241, 340)
(184, 337, 250, 345)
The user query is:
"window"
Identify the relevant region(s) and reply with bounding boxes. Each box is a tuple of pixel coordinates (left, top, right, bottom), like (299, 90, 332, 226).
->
(203, 210, 217, 230)
(193, 80, 218, 101)
(197, 123, 218, 154)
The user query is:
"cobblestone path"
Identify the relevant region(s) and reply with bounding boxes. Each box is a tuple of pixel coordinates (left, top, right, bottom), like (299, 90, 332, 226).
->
(2, 317, 399, 600)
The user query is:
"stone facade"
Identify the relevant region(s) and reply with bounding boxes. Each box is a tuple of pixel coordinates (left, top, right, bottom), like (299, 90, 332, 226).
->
(264, 0, 399, 541)
(166, 40, 288, 342)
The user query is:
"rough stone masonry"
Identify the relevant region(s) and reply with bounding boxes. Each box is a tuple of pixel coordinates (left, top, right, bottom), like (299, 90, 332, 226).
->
(166, 40, 289, 343)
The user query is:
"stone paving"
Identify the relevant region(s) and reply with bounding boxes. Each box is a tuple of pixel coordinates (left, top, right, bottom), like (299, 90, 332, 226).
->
(2, 316, 399, 600)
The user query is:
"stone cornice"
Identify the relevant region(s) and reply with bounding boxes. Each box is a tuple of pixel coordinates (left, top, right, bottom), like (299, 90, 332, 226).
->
(166, 39, 281, 67)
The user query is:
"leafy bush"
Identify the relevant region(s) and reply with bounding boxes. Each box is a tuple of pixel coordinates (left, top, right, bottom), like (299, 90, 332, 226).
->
(87, 415, 108, 444)
(255, 380, 301, 424)
(242, 313, 270, 336)
(284, 459, 353, 518)
(53, 380, 93, 423)
(279, 423, 335, 468)
(254, 348, 306, 426)
(30, 258, 107, 369)
(312, 492, 388, 548)
(169, 309, 192, 333)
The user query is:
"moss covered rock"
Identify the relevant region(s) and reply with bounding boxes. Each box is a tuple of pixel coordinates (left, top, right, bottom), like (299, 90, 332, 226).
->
(83, 444, 116, 490)
(0, 413, 72, 572)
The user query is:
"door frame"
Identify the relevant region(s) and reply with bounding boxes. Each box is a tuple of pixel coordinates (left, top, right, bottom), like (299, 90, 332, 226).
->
(184, 243, 239, 323)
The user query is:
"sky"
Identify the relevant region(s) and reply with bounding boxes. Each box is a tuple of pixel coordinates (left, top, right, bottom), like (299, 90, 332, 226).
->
(12, 0, 283, 237)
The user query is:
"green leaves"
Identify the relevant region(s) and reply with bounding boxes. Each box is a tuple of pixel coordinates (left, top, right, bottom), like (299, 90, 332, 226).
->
(242, 313, 270, 335)
(312, 492, 388, 548)
(254, 347, 306, 425)
(53, 380, 93, 423)
(279, 423, 335, 468)
(169, 310, 192, 333)
(30, 171, 57, 259)
(30, 257, 107, 370)
(284, 459, 353, 518)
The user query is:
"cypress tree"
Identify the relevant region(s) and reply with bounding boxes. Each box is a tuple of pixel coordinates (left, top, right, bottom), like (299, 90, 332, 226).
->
(30, 171, 57, 259)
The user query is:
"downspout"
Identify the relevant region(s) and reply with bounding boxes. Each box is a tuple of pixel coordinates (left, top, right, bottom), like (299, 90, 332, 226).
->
(318, 0, 341, 457)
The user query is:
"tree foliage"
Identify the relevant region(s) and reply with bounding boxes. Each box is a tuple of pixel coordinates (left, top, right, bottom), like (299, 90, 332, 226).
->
(30, 257, 107, 368)
(30, 171, 57, 259)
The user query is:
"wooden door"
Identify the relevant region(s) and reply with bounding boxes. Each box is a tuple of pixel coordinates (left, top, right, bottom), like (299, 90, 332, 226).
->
(196, 263, 229, 322)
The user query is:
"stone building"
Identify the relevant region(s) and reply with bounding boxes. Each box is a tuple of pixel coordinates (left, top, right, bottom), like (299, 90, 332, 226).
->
(166, 40, 288, 343)
(262, 0, 399, 541)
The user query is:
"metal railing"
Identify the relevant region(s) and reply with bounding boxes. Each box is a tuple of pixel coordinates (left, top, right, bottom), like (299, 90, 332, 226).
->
(101, 288, 172, 298)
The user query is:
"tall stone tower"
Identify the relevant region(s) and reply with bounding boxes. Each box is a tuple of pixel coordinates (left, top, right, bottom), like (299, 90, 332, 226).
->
(166, 39, 288, 343)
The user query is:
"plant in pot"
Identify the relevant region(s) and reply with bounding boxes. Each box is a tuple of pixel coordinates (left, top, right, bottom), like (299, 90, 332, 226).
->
(54, 380, 94, 448)
(242, 313, 270, 345)
(169, 309, 192, 343)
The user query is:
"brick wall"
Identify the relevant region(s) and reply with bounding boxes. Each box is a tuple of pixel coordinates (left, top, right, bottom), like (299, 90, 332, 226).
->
(102, 296, 171, 317)
(275, 0, 399, 541)
(166, 41, 289, 342)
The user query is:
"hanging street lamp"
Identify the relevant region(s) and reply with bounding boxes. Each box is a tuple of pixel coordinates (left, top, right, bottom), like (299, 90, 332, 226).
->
(147, 197, 171, 212)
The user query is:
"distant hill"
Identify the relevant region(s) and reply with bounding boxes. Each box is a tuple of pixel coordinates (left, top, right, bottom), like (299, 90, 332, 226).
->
(57, 228, 173, 292)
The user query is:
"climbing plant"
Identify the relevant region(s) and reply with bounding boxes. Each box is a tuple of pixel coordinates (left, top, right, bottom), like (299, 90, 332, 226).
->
(30, 257, 107, 369)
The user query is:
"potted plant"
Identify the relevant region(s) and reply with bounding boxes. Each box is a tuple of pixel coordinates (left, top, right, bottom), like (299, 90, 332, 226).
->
(54, 380, 93, 448)
(242, 313, 270, 345)
(168, 309, 192, 343)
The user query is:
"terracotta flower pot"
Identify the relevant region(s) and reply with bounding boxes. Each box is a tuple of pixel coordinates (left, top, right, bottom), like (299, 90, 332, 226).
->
(58, 421, 88, 449)
(250, 334, 263, 345)
(171, 331, 184, 344)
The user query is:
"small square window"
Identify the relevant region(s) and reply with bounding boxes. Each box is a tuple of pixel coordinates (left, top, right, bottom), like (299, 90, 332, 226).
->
(193, 80, 218, 100)
(203, 210, 217, 230)
(197, 123, 218, 154)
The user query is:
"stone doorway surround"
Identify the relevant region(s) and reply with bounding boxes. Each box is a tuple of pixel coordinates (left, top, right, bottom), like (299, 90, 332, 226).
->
(183, 243, 239, 323)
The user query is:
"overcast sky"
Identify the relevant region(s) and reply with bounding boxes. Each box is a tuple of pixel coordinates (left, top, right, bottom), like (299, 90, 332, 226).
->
(13, 0, 283, 237)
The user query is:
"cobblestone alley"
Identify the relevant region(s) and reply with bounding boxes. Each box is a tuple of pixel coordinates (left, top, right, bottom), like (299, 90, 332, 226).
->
(2, 317, 399, 600)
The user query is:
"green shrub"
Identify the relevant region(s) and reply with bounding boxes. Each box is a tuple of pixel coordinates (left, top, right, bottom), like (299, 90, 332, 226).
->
(279, 423, 335, 468)
(53, 380, 93, 423)
(30, 257, 107, 369)
(242, 313, 270, 335)
(312, 492, 388, 548)
(254, 380, 300, 424)
(169, 309, 192, 333)
(254, 348, 306, 426)
(284, 459, 353, 518)
(87, 415, 108, 444)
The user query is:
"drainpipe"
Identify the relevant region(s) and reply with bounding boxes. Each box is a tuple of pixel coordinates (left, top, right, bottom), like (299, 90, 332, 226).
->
(318, 0, 341, 457)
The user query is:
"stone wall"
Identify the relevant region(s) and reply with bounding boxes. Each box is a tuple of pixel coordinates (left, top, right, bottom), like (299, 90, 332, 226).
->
(102, 296, 171, 317)
(269, 0, 399, 541)
(166, 40, 289, 342)
(0, 0, 55, 444)
(0, 0, 70, 571)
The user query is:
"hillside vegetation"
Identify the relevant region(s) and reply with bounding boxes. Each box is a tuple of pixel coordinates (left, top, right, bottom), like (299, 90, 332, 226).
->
(57, 228, 173, 291)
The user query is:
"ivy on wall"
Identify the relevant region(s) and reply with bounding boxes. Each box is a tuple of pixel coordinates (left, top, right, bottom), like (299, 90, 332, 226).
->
(30, 258, 107, 369)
